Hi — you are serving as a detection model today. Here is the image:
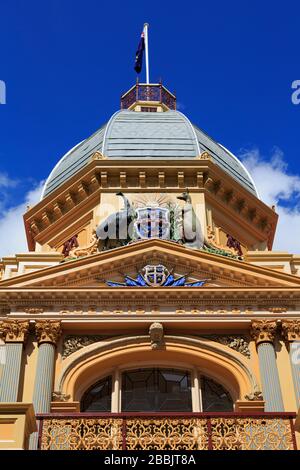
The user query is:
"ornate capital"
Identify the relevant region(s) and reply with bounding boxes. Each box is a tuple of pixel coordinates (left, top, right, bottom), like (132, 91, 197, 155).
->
(35, 320, 62, 346)
(0, 320, 30, 343)
(250, 320, 278, 346)
(281, 320, 300, 343)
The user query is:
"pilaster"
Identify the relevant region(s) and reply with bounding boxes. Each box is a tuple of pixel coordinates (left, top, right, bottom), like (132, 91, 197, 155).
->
(250, 320, 284, 411)
(0, 321, 29, 402)
(29, 321, 62, 450)
(281, 320, 300, 407)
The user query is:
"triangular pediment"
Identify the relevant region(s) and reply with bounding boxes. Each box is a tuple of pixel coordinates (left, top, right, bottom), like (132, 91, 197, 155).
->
(1, 239, 300, 290)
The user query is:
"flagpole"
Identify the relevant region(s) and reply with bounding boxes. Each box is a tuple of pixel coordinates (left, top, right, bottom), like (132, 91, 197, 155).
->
(144, 23, 150, 84)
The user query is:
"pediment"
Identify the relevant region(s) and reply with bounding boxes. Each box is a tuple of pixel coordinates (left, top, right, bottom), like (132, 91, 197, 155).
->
(1, 239, 300, 290)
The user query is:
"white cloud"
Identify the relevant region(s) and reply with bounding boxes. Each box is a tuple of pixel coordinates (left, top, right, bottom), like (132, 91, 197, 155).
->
(0, 181, 44, 259)
(0, 172, 19, 214)
(0, 172, 18, 189)
(0, 148, 300, 259)
(241, 148, 300, 253)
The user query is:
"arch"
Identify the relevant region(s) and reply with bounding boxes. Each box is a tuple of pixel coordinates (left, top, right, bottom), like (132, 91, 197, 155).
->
(56, 335, 259, 404)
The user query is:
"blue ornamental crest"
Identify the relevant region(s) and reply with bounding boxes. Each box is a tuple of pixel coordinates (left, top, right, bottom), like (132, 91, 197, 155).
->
(106, 264, 207, 288)
(134, 207, 170, 240)
(142, 264, 168, 286)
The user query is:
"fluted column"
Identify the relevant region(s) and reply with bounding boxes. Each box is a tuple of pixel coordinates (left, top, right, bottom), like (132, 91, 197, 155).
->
(282, 320, 300, 407)
(0, 320, 29, 402)
(251, 320, 284, 411)
(29, 321, 62, 450)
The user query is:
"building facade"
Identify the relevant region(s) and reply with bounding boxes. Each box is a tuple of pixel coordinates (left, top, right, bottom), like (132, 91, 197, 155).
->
(0, 83, 300, 450)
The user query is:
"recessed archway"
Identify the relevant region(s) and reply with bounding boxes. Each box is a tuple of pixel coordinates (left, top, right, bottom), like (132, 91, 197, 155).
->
(57, 335, 259, 408)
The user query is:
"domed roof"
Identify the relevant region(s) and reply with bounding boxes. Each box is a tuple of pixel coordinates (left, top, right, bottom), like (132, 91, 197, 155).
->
(41, 109, 258, 198)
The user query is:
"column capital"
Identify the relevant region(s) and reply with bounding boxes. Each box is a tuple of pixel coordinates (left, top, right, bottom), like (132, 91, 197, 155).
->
(250, 320, 278, 346)
(0, 320, 30, 343)
(281, 320, 300, 343)
(35, 320, 62, 346)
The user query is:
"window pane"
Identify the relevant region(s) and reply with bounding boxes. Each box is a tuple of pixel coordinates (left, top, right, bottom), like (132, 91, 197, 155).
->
(201, 376, 233, 411)
(122, 368, 192, 412)
(80, 376, 112, 412)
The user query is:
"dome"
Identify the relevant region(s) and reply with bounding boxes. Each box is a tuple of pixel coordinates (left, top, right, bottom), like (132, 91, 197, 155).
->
(41, 109, 258, 198)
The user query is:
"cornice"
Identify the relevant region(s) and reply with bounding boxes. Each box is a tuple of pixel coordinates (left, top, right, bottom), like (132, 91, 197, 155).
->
(23, 157, 277, 251)
(1, 286, 300, 307)
(246, 252, 294, 263)
(1, 239, 299, 289)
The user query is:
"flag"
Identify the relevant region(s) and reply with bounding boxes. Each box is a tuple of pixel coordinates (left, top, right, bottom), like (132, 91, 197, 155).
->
(134, 31, 145, 73)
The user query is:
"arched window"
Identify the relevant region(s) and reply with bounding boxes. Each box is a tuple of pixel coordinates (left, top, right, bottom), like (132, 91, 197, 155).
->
(201, 376, 233, 412)
(80, 369, 233, 413)
(122, 368, 192, 412)
(80, 376, 112, 412)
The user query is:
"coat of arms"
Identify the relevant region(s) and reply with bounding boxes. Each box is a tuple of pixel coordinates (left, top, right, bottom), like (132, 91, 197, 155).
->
(134, 207, 170, 240)
(142, 264, 169, 286)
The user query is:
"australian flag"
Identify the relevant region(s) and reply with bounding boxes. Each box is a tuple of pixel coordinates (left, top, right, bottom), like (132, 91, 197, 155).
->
(134, 31, 145, 74)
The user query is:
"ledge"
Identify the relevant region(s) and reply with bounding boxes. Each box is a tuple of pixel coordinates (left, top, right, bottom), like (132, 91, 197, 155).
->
(0, 403, 37, 450)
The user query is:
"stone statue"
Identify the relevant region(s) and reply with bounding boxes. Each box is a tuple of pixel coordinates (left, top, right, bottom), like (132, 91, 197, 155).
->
(177, 189, 204, 249)
(96, 192, 136, 251)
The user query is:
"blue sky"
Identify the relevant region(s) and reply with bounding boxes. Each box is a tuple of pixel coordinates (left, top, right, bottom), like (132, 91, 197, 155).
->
(0, 0, 300, 255)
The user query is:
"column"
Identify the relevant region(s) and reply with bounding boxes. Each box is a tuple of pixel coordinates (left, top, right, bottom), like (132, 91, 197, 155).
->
(282, 320, 300, 407)
(191, 368, 201, 412)
(251, 320, 284, 411)
(0, 320, 29, 402)
(111, 368, 120, 412)
(29, 320, 62, 450)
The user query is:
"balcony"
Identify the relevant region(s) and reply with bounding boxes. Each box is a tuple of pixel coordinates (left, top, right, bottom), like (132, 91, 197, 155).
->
(121, 83, 176, 110)
(37, 412, 297, 450)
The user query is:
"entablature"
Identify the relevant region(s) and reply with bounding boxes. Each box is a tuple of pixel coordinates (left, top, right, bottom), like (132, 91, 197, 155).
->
(23, 153, 277, 252)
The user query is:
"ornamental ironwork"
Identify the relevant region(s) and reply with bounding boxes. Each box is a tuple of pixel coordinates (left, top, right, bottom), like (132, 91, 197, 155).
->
(106, 264, 207, 288)
(121, 84, 176, 110)
(38, 413, 296, 450)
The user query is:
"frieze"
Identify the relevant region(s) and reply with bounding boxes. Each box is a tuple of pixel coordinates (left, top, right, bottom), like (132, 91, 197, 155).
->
(62, 335, 110, 358)
(0, 307, 10, 316)
(24, 307, 44, 314)
(269, 307, 287, 313)
(201, 334, 251, 358)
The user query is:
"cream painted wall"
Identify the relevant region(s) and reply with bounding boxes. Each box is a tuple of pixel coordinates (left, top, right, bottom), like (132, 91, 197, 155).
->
(21, 340, 38, 403)
(275, 339, 297, 411)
